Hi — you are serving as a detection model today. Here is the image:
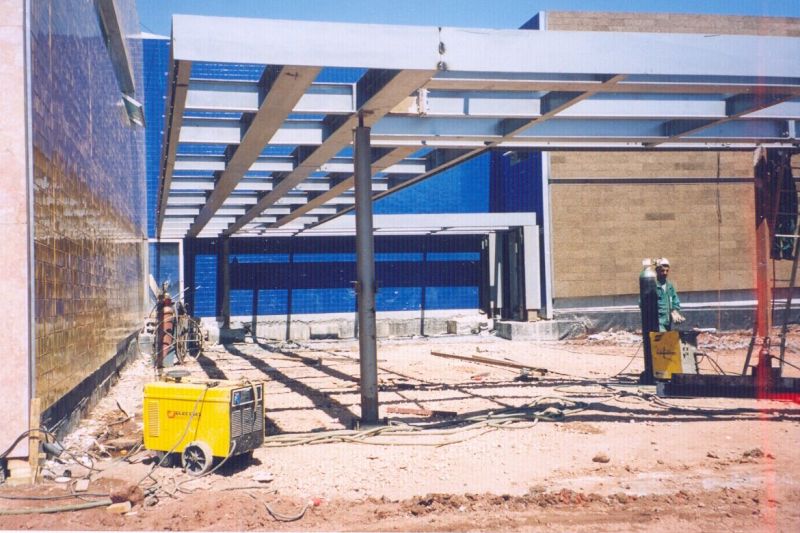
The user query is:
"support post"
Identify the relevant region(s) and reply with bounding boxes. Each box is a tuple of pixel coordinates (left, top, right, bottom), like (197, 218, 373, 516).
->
(354, 118, 379, 424)
(751, 148, 774, 386)
(221, 236, 231, 329)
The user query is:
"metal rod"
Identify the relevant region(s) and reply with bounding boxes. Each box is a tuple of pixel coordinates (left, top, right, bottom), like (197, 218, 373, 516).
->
(354, 120, 379, 424)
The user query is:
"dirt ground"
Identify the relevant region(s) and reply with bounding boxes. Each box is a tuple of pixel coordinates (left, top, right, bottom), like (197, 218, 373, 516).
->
(2, 328, 800, 532)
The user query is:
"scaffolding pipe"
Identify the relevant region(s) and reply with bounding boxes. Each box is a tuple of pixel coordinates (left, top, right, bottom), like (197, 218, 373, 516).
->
(354, 119, 379, 423)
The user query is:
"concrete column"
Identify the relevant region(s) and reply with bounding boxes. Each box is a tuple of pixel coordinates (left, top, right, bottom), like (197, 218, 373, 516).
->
(0, 0, 32, 461)
(354, 120, 379, 424)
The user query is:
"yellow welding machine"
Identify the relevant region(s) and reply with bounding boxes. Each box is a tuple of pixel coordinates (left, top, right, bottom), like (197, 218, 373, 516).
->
(649, 330, 699, 380)
(143, 378, 264, 475)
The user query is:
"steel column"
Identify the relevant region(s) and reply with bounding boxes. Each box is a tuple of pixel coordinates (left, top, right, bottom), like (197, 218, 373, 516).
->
(221, 236, 231, 329)
(354, 121, 379, 424)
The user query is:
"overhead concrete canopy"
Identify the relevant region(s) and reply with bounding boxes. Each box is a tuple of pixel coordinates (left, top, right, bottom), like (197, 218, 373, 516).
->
(157, 15, 800, 240)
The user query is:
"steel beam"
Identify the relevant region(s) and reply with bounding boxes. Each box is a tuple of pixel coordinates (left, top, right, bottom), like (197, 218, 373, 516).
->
(271, 146, 417, 228)
(650, 93, 797, 146)
(157, 58, 191, 236)
(172, 15, 800, 78)
(224, 69, 434, 235)
(359, 78, 626, 216)
(188, 66, 321, 236)
(185, 80, 355, 114)
(427, 75, 800, 96)
(173, 155, 295, 173)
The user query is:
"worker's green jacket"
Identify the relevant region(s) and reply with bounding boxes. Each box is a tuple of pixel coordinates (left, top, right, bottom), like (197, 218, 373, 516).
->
(656, 280, 681, 331)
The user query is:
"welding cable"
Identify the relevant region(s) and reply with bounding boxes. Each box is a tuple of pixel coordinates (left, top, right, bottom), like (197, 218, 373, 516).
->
(261, 400, 577, 447)
(778, 357, 800, 372)
(67, 479, 109, 503)
(0, 492, 109, 501)
(602, 385, 748, 414)
(695, 354, 728, 375)
(263, 501, 309, 522)
(0, 499, 113, 516)
(0, 429, 37, 459)
(610, 343, 642, 378)
(245, 492, 309, 522)
(4, 427, 101, 477)
(136, 385, 210, 493)
(552, 384, 619, 398)
(174, 440, 238, 494)
(34, 429, 102, 474)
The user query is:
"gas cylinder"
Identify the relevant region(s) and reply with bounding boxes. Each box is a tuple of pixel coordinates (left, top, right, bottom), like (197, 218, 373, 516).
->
(157, 293, 175, 370)
(639, 259, 658, 384)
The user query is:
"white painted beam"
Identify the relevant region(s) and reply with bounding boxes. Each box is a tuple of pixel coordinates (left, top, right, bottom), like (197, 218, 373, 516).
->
(172, 15, 800, 78)
(188, 65, 321, 237)
(225, 69, 434, 235)
(157, 59, 191, 236)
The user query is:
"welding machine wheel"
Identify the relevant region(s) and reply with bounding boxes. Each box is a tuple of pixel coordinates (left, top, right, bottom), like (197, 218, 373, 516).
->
(155, 451, 179, 468)
(182, 441, 214, 476)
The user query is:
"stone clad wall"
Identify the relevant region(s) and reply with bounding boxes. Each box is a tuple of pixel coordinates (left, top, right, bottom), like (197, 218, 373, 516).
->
(0, 0, 32, 459)
(545, 12, 800, 304)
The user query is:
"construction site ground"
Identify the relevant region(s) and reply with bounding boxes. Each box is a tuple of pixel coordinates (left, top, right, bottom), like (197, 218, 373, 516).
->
(2, 329, 800, 532)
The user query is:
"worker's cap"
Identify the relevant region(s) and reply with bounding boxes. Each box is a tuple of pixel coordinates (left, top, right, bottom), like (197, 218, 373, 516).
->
(656, 257, 670, 268)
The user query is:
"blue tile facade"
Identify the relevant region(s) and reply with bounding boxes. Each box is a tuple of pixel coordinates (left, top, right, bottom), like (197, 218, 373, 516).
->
(184, 236, 482, 318)
(490, 150, 542, 214)
(143, 37, 169, 238)
(374, 154, 491, 214)
(148, 242, 180, 297)
(32, 0, 146, 410)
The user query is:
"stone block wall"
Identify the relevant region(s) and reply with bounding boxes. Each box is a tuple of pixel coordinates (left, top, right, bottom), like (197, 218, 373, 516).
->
(546, 11, 800, 36)
(545, 12, 800, 305)
(549, 151, 757, 299)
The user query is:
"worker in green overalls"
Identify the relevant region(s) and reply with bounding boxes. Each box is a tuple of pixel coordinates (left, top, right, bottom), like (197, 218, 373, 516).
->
(655, 258, 685, 331)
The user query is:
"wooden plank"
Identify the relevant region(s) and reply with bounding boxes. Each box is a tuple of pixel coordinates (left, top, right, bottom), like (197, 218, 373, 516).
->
(431, 351, 547, 374)
(28, 397, 41, 483)
(386, 406, 458, 418)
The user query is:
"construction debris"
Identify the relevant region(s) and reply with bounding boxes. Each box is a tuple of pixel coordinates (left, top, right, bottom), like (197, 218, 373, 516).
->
(5, 333, 795, 532)
(386, 407, 458, 418)
(592, 453, 611, 463)
(106, 501, 132, 514)
(431, 351, 547, 374)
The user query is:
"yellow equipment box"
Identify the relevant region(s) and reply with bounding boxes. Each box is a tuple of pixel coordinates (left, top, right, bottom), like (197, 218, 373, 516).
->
(143, 379, 264, 475)
(649, 331, 699, 380)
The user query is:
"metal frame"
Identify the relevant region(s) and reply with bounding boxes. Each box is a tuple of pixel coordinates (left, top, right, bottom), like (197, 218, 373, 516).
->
(156, 14, 800, 421)
(157, 15, 800, 241)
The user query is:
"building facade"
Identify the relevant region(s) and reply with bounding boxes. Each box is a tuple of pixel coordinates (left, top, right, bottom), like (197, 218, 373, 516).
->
(1, 0, 146, 471)
(540, 12, 800, 328)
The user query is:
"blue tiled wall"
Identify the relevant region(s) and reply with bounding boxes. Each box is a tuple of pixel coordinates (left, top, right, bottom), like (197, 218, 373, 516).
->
(149, 242, 180, 297)
(490, 150, 542, 214)
(184, 236, 482, 318)
(374, 154, 491, 213)
(143, 37, 169, 238)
